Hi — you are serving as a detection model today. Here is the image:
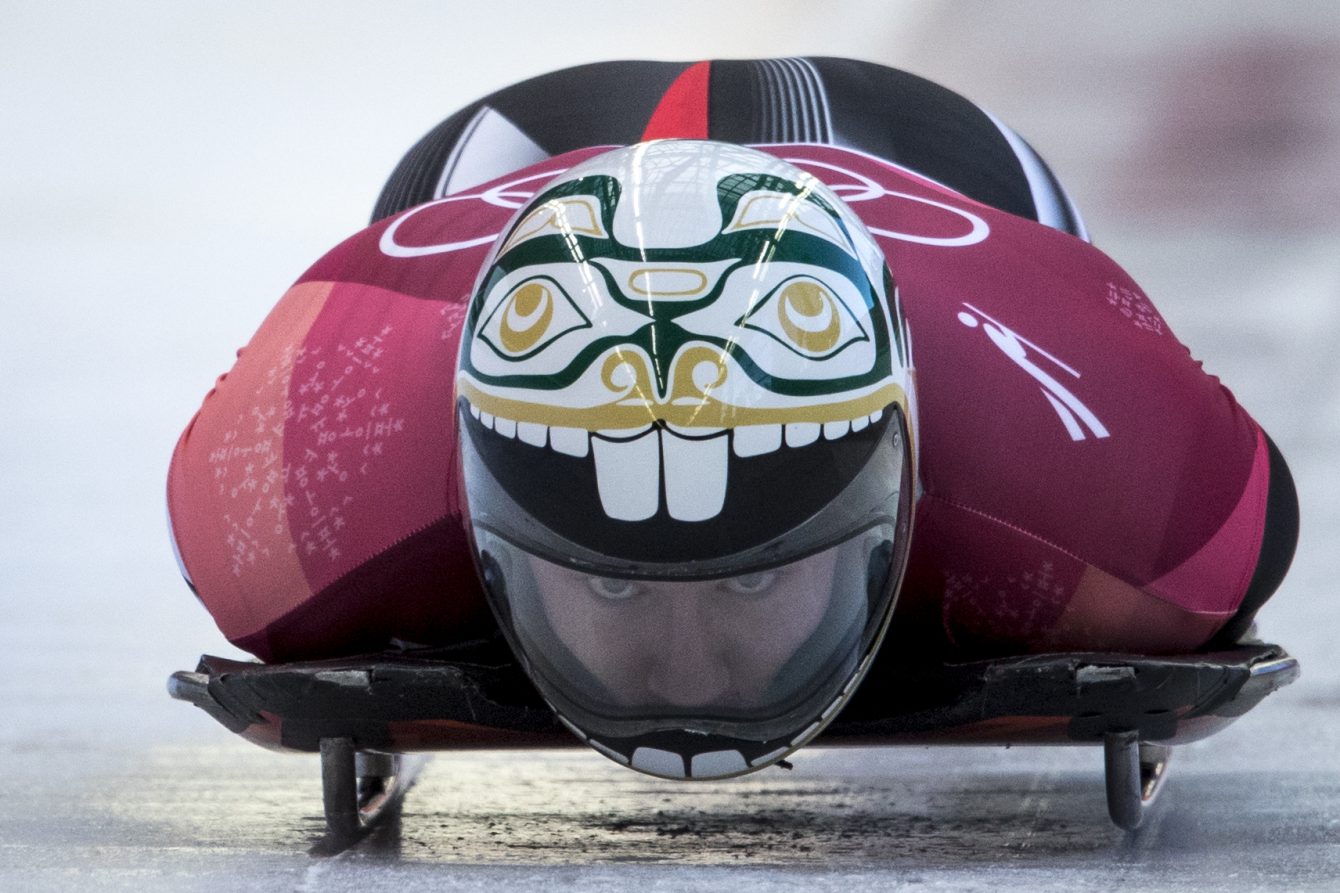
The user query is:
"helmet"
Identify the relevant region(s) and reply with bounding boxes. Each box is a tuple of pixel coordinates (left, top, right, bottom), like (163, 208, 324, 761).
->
(456, 140, 915, 778)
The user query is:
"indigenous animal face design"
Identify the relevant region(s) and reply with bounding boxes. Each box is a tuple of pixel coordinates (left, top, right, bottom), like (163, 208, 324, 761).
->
(457, 141, 909, 526)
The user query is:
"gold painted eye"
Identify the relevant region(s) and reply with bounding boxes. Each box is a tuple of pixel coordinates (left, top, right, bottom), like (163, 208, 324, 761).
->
(777, 280, 840, 353)
(476, 275, 592, 361)
(499, 281, 555, 354)
(736, 274, 868, 360)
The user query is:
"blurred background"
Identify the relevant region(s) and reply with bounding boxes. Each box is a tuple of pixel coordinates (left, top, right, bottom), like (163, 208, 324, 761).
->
(2, 2, 1336, 890)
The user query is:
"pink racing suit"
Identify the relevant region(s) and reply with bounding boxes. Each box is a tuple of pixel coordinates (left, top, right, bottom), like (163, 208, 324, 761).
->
(167, 142, 1294, 664)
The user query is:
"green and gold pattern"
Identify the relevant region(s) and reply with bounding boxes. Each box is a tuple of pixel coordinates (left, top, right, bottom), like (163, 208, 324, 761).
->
(457, 141, 912, 522)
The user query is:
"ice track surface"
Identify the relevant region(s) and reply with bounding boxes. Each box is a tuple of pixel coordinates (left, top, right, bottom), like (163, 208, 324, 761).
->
(6, 741, 1339, 891)
(2, 3, 1337, 890)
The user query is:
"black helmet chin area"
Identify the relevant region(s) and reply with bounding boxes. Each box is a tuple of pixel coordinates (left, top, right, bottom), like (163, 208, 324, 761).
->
(460, 404, 892, 564)
(462, 399, 908, 579)
(465, 407, 913, 779)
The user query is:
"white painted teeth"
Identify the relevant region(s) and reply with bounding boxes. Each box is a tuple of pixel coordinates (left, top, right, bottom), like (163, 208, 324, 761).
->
(662, 429, 728, 521)
(517, 421, 546, 447)
(732, 424, 782, 457)
(591, 428, 660, 520)
(590, 426, 729, 521)
(468, 399, 887, 522)
(785, 422, 820, 448)
(549, 426, 589, 457)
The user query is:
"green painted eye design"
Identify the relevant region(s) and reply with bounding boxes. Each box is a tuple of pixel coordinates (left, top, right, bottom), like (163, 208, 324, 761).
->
(740, 275, 868, 359)
(477, 276, 591, 359)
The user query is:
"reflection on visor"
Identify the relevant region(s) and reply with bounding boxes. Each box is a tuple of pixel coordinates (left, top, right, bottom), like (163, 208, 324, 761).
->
(477, 526, 898, 743)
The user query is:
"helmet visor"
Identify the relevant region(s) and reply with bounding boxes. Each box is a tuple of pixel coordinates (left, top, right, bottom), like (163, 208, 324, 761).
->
(474, 522, 902, 743)
(466, 403, 912, 755)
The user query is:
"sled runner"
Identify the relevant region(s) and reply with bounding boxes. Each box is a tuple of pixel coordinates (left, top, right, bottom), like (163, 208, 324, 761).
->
(169, 637, 1297, 849)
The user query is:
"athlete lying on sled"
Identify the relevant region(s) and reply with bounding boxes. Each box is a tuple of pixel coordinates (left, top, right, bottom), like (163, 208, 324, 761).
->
(166, 59, 1299, 841)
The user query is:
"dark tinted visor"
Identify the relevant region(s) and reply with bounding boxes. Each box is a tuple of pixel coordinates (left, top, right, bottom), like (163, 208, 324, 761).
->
(475, 524, 901, 742)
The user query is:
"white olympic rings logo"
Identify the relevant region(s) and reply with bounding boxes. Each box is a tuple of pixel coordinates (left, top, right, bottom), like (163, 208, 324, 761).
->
(379, 154, 990, 259)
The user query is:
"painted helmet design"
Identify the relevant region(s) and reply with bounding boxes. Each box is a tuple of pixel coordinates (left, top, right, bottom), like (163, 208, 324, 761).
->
(457, 140, 915, 778)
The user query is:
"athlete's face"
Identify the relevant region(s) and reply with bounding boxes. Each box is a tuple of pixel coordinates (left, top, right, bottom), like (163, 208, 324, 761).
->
(530, 550, 838, 709)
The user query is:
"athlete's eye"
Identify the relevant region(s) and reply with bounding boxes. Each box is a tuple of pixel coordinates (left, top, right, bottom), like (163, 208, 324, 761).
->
(587, 576, 641, 601)
(477, 276, 591, 359)
(739, 275, 867, 359)
(721, 570, 780, 596)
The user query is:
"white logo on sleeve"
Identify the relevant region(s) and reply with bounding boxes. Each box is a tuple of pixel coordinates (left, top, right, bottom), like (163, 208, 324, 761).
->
(957, 303, 1109, 442)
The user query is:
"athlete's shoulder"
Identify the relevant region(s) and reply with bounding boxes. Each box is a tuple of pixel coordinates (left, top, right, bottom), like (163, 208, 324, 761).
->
(300, 148, 612, 300)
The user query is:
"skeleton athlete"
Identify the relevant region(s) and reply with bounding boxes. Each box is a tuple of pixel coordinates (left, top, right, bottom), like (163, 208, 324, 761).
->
(167, 60, 1296, 776)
